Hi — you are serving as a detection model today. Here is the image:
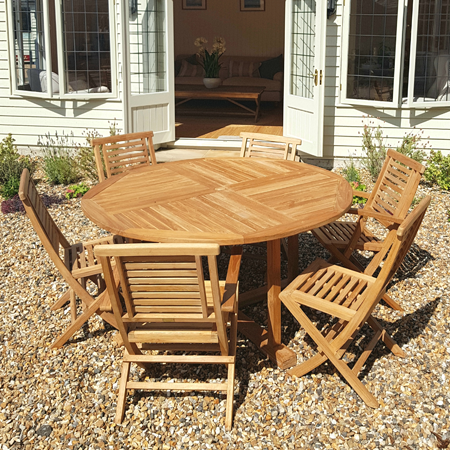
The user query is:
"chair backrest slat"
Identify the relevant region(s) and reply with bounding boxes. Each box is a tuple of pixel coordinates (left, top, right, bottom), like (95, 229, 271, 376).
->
(240, 132, 302, 161)
(96, 243, 226, 340)
(91, 131, 156, 182)
(365, 149, 425, 223)
(19, 169, 70, 256)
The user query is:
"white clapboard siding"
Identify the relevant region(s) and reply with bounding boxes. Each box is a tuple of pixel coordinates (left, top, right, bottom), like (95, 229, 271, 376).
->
(0, 2, 125, 149)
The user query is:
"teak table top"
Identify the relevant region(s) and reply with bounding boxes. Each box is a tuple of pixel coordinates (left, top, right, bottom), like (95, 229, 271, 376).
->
(82, 158, 352, 370)
(82, 158, 352, 245)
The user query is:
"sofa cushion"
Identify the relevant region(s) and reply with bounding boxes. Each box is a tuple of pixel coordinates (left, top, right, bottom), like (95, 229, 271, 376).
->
(222, 76, 282, 92)
(228, 60, 261, 78)
(175, 54, 199, 76)
(178, 60, 204, 77)
(259, 54, 284, 80)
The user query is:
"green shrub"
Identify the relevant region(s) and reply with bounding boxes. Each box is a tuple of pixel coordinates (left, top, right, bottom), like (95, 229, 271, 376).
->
(360, 121, 386, 181)
(76, 121, 121, 182)
(396, 131, 428, 164)
(65, 182, 90, 199)
(39, 132, 80, 185)
(424, 150, 450, 190)
(0, 134, 37, 199)
(342, 158, 361, 183)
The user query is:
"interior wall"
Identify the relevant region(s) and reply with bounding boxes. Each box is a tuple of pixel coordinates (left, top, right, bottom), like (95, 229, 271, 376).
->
(173, 1, 285, 58)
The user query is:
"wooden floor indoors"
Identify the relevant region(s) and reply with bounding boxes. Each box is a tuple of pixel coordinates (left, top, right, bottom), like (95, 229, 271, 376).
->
(175, 100, 283, 139)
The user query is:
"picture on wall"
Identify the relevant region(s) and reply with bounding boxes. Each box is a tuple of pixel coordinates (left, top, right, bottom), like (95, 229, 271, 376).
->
(240, 0, 265, 11)
(183, 0, 206, 10)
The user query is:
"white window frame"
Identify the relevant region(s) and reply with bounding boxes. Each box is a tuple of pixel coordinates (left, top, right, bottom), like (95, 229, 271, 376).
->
(340, 0, 414, 109)
(6, 0, 117, 100)
(406, 0, 450, 108)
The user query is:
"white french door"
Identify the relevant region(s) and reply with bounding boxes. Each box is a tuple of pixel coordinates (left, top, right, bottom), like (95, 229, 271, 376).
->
(123, 0, 175, 144)
(283, 0, 326, 156)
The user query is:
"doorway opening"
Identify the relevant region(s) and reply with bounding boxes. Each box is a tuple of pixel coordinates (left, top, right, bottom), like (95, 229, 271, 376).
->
(173, 1, 285, 139)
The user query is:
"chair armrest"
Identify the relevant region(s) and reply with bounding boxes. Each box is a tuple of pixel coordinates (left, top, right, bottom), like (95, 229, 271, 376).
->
(353, 190, 370, 199)
(221, 246, 243, 313)
(356, 209, 403, 224)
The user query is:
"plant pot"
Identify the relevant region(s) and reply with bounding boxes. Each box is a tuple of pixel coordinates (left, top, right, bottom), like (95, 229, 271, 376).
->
(203, 78, 222, 89)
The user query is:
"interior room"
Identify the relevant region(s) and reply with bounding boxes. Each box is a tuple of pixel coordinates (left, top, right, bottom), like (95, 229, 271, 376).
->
(173, 0, 285, 139)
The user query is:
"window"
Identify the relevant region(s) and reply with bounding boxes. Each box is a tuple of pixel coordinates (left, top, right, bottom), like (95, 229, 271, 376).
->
(342, 0, 450, 107)
(8, 0, 114, 97)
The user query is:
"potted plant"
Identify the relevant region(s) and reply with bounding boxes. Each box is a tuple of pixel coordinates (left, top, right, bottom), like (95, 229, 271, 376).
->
(194, 36, 226, 88)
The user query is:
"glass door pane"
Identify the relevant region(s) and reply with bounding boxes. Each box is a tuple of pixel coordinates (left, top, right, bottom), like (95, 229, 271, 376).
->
(290, 0, 316, 99)
(129, 0, 167, 94)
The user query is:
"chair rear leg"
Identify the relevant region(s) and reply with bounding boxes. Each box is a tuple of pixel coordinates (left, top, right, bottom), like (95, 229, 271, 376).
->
(70, 289, 77, 324)
(115, 361, 131, 424)
(225, 362, 235, 431)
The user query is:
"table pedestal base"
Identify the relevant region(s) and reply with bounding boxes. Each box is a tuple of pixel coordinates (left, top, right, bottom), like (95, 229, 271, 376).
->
(238, 311, 297, 370)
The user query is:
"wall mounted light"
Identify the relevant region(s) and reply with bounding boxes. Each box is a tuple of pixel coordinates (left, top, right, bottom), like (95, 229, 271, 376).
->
(327, 0, 336, 18)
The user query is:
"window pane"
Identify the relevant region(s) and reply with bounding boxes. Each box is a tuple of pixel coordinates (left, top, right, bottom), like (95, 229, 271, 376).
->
(129, 0, 167, 94)
(62, 0, 112, 94)
(13, 0, 48, 92)
(290, 0, 316, 98)
(347, 0, 398, 102)
(413, 0, 450, 102)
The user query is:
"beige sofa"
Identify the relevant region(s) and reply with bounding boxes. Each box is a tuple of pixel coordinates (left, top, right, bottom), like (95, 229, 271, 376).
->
(175, 55, 284, 102)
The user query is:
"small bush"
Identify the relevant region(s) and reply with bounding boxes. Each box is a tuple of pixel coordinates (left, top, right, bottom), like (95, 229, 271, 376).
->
(360, 121, 386, 181)
(65, 182, 90, 199)
(396, 131, 428, 164)
(342, 158, 361, 183)
(0, 134, 37, 199)
(77, 130, 102, 182)
(39, 132, 80, 185)
(424, 150, 450, 190)
(76, 121, 121, 182)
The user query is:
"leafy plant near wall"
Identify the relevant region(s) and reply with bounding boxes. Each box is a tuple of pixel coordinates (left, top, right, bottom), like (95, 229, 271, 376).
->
(360, 120, 386, 181)
(341, 158, 368, 205)
(39, 132, 80, 185)
(65, 182, 90, 199)
(424, 150, 450, 190)
(0, 134, 37, 199)
(360, 117, 430, 181)
(396, 131, 428, 164)
(77, 121, 121, 182)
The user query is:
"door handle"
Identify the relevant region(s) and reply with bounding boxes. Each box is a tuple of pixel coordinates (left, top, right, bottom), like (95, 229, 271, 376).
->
(320, 69, 323, 85)
(313, 69, 318, 86)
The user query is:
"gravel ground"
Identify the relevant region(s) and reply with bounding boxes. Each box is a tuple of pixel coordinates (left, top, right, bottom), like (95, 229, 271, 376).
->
(0, 169, 449, 450)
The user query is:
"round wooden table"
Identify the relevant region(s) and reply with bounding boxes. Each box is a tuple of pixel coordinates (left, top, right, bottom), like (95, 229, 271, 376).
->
(82, 158, 352, 369)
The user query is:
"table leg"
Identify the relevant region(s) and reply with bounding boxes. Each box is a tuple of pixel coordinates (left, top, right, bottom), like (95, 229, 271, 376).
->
(254, 95, 261, 123)
(238, 238, 297, 370)
(287, 234, 299, 283)
(267, 239, 281, 347)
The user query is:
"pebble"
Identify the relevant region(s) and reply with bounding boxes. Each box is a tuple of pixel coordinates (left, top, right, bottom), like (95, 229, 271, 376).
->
(0, 169, 449, 449)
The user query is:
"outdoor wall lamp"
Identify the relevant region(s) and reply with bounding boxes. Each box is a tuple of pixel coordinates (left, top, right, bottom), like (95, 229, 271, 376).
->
(327, 0, 336, 18)
(129, 0, 137, 16)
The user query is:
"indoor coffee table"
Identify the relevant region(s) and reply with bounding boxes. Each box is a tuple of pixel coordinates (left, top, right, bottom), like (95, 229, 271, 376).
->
(82, 158, 352, 369)
(175, 84, 265, 122)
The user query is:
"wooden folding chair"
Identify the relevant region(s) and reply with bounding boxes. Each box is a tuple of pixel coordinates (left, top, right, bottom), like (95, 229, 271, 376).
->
(312, 149, 425, 310)
(240, 132, 302, 161)
(19, 168, 121, 348)
(91, 131, 157, 182)
(96, 243, 242, 430)
(280, 196, 431, 407)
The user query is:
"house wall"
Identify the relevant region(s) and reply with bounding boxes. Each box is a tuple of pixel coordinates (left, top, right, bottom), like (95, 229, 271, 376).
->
(323, 4, 450, 160)
(0, 2, 125, 150)
(173, 1, 284, 58)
